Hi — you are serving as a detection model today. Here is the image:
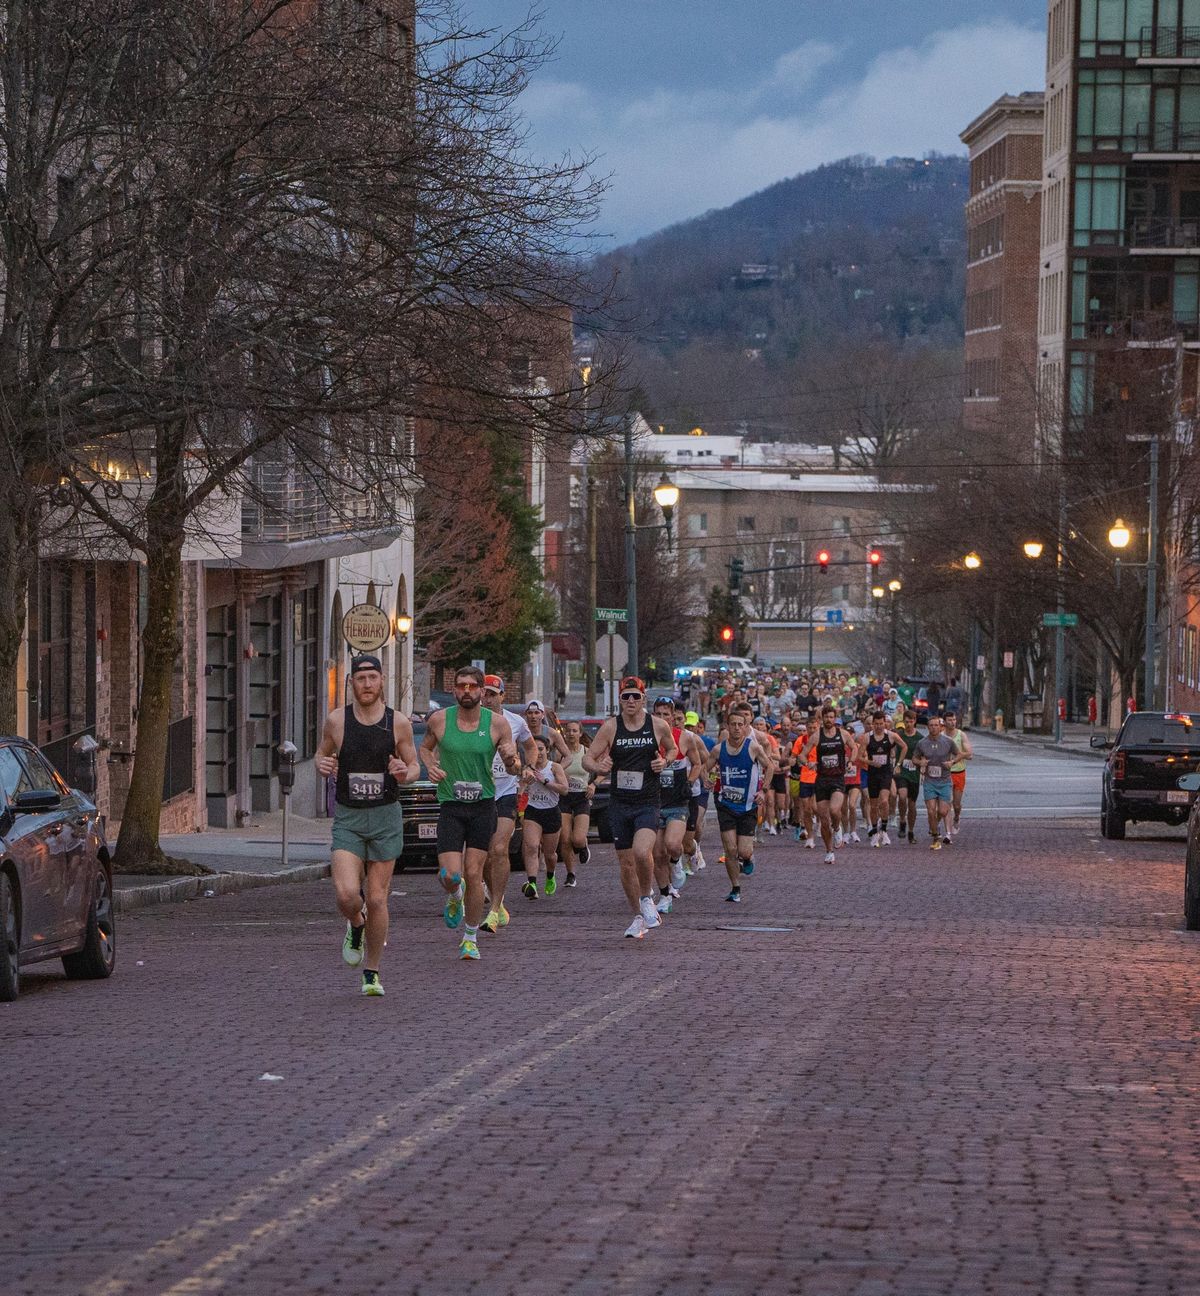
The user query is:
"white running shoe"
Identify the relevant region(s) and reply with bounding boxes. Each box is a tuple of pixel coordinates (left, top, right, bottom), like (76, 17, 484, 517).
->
(850, 831, 861, 844)
(880, 832, 891, 847)
(834, 830, 844, 848)
(670, 859, 687, 888)
(695, 848, 707, 870)
(766, 823, 778, 835)
(804, 837, 816, 850)
(640, 897, 662, 929)
(823, 851, 835, 864)
(870, 835, 880, 848)
(655, 895, 673, 915)
(624, 916, 647, 939)
(668, 884, 681, 899)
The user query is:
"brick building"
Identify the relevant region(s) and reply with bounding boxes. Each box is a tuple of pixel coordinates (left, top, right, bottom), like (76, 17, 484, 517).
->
(960, 92, 1044, 451)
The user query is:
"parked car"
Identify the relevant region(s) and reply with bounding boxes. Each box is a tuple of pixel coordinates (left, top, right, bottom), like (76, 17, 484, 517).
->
(674, 655, 755, 681)
(0, 736, 115, 1001)
(1092, 711, 1200, 840)
(1174, 771, 1200, 929)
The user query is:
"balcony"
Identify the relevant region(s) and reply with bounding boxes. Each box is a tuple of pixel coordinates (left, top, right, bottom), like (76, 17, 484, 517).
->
(1133, 121, 1200, 155)
(233, 459, 406, 569)
(1128, 217, 1200, 251)
(1139, 25, 1200, 62)
(1083, 309, 1200, 343)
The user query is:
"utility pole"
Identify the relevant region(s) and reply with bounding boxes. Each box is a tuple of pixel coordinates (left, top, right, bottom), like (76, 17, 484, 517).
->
(624, 418, 639, 678)
(1145, 432, 1160, 709)
(583, 457, 597, 710)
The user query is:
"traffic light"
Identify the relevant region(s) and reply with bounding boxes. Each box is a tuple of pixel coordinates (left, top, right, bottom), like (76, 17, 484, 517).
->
(816, 549, 830, 572)
(720, 625, 734, 645)
(868, 549, 883, 567)
(728, 556, 744, 594)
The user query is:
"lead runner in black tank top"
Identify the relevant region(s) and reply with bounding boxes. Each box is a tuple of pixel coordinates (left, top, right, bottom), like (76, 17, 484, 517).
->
(610, 712, 661, 807)
(336, 704, 399, 807)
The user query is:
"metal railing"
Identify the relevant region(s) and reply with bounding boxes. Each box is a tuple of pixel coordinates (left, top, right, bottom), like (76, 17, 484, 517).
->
(1128, 217, 1200, 248)
(241, 458, 400, 543)
(1140, 25, 1200, 58)
(1084, 310, 1200, 342)
(1134, 121, 1200, 152)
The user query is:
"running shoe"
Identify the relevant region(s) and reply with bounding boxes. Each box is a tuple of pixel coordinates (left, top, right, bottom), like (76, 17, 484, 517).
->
(459, 938, 480, 961)
(522, 879, 538, 900)
(850, 831, 861, 844)
(443, 885, 464, 930)
(804, 837, 816, 850)
(880, 832, 891, 847)
(908, 831, 916, 844)
(793, 825, 802, 842)
(670, 859, 687, 888)
(739, 858, 755, 876)
(545, 874, 558, 897)
(724, 888, 742, 903)
(668, 884, 681, 899)
(931, 839, 943, 851)
(717, 854, 727, 866)
(833, 830, 844, 848)
(624, 915, 647, 939)
(941, 835, 952, 847)
(683, 855, 695, 876)
(694, 848, 707, 871)
(823, 851, 835, 864)
(494, 902, 510, 927)
(766, 823, 777, 836)
(656, 895, 673, 915)
(564, 873, 577, 888)
(577, 845, 591, 865)
(479, 910, 499, 934)
(639, 897, 662, 929)
(361, 971, 384, 996)
(342, 917, 366, 967)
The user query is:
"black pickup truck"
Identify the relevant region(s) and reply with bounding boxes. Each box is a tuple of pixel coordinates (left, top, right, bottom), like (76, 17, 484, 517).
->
(1092, 711, 1200, 839)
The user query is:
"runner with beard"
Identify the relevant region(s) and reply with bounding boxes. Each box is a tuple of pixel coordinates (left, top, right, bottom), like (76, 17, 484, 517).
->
(798, 705, 856, 865)
(317, 655, 421, 997)
(583, 676, 678, 939)
(856, 710, 905, 848)
(894, 710, 922, 843)
(651, 696, 705, 913)
(421, 666, 520, 960)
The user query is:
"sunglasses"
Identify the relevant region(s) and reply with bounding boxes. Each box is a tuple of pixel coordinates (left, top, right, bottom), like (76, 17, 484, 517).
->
(457, 681, 481, 690)
(620, 691, 643, 701)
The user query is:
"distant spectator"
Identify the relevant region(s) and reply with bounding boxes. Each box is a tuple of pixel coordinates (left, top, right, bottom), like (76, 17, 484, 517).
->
(944, 677, 963, 719)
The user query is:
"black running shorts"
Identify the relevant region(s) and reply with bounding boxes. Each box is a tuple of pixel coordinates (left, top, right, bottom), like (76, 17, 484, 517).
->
(437, 800, 497, 854)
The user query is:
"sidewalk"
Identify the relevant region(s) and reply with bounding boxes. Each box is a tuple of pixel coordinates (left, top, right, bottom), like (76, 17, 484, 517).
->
(114, 809, 333, 913)
(972, 718, 1110, 759)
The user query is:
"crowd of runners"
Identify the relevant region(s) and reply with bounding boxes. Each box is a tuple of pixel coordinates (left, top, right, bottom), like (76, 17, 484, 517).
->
(316, 657, 975, 995)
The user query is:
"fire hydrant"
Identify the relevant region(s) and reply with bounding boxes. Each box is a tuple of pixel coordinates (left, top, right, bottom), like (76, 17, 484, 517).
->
(1058, 698, 1067, 721)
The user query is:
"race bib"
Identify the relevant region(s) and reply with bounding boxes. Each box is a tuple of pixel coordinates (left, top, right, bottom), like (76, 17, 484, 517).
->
(348, 772, 384, 801)
(453, 780, 483, 802)
(491, 751, 506, 776)
(722, 786, 746, 804)
(567, 776, 587, 793)
(926, 764, 942, 779)
(616, 769, 644, 792)
(660, 769, 676, 788)
(871, 754, 887, 767)
(902, 759, 916, 771)
(821, 754, 840, 769)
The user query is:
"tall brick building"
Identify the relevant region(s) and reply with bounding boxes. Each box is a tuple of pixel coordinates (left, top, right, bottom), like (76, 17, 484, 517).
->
(961, 92, 1045, 451)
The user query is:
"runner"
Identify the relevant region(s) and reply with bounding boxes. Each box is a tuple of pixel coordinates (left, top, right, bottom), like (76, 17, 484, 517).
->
(839, 717, 864, 847)
(943, 710, 974, 835)
(915, 713, 958, 850)
(317, 655, 421, 997)
(524, 699, 570, 763)
(752, 716, 785, 834)
(893, 710, 922, 843)
(478, 675, 537, 935)
(703, 703, 775, 902)
(792, 715, 819, 849)
(583, 676, 678, 939)
(650, 697, 702, 912)
(557, 720, 593, 887)
(799, 704, 856, 864)
(682, 710, 713, 874)
(856, 710, 905, 848)
(421, 666, 520, 959)
(520, 734, 569, 897)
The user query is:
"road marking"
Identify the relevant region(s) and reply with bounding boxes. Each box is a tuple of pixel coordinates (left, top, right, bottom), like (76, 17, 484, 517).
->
(87, 980, 674, 1296)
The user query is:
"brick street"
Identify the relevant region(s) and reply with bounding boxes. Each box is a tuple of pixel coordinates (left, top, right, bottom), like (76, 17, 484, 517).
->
(5, 743, 1200, 1295)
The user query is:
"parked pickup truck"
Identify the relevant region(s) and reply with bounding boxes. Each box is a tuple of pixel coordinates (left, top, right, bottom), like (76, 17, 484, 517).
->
(1092, 711, 1200, 839)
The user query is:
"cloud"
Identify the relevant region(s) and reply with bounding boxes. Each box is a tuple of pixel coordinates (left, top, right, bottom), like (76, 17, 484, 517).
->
(521, 21, 1046, 243)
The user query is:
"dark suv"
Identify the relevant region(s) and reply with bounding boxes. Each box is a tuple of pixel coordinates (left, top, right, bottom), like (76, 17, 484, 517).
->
(1093, 711, 1200, 839)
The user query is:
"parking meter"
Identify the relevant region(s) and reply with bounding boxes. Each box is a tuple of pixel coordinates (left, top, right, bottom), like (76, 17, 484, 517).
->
(276, 741, 298, 795)
(72, 733, 100, 797)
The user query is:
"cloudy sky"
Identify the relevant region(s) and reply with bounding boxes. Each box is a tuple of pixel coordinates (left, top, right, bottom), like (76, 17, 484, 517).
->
(458, 0, 1049, 244)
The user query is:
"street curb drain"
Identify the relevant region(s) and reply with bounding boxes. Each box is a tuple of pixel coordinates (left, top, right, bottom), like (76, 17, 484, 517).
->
(114, 863, 331, 914)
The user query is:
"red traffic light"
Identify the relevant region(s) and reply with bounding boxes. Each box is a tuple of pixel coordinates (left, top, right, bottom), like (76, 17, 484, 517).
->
(720, 625, 734, 644)
(868, 549, 882, 566)
(816, 549, 830, 570)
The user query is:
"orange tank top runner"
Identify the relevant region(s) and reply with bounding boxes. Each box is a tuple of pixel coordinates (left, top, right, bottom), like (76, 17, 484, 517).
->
(793, 737, 817, 785)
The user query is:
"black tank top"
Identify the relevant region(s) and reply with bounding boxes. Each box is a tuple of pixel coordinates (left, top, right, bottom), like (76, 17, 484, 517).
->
(659, 728, 691, 808)
(866, 733, 893, 776)
(611, 712, 660, 806)
(336, 705, 398, 808)
(815, 728, 846, 781)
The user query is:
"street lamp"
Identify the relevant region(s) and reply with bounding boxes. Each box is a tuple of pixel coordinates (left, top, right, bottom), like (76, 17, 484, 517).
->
(888, 579, 902, 594)
(1023, 540, 1045, 560)
(964, 552, 982, 570)
(394, 612, 413, 638)
(871, 585, 885, 600)
(1108, 519, 1131, 550)
(623, 418, 680, 678)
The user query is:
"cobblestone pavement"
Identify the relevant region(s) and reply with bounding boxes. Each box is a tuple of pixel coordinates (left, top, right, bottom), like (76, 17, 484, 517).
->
(5, 804, 1200, 1295)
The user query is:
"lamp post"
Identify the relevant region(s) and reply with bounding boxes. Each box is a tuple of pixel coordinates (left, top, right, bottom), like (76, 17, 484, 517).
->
(623, 416, 677, 680)
(1108, 494, 1157, 710)
(394, 612, 412, 711)
(888, 579, 902, 680)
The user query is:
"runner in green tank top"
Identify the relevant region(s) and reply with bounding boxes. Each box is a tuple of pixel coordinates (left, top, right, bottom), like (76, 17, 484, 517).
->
(422, 666, 519, 961)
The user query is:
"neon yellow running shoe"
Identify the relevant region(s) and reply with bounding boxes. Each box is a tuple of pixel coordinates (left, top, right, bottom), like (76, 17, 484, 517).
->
(443, 884, 464, 929)
(545, 874, 558, 897)
(459, 938, 480, 961)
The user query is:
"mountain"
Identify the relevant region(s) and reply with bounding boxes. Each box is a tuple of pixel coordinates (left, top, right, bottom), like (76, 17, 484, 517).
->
(588, 154, 968, 436)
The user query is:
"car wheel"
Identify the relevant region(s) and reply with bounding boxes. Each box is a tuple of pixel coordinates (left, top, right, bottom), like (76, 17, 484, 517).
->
(595, 808, 613, 844)
(62, 864, 116, 980)
(1100, 797, 1126, 840)
(1186, 828, 1200, 932)
(0, 871, 20, 1002)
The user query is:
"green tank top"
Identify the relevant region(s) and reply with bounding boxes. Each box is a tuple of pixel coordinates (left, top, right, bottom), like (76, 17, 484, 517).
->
(949, 729, 967, 773)
(896, 729, 922, 778)
(437, 705, 497, 804)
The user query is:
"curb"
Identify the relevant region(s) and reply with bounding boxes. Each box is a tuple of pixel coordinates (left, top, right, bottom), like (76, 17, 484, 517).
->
(975, 727, 1109, 760)
(114, 862, 331, 914)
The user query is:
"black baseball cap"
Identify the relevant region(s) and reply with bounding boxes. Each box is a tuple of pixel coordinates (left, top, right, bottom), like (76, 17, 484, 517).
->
(350, 655, 383, 675)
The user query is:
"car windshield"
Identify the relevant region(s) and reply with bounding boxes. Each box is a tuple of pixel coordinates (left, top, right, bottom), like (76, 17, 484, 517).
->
(1121, 713, 1200, 745)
